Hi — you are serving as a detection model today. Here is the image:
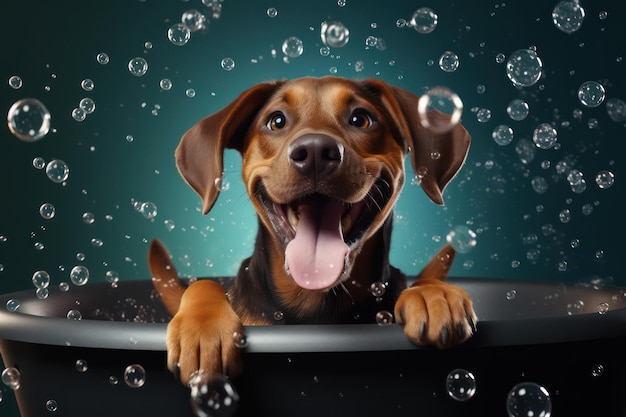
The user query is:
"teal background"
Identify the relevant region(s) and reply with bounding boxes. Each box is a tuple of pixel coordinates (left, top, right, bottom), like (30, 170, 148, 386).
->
(0, 0, 624, 414)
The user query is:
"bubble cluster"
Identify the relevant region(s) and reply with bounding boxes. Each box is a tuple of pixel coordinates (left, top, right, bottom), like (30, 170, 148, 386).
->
(7, 98, 51, 142)
(321, 21, 350, 48)
(552, 1, 585, 34)
(410, 7, 438, 34)
(446, 368, 477, 401)
(506, 49, 543, 87)
(417, 86, 463, 133)
(506, 382, 552, 417)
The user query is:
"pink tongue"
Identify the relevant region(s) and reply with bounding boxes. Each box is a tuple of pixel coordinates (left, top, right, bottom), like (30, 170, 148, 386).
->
(285, 200, 349, 290)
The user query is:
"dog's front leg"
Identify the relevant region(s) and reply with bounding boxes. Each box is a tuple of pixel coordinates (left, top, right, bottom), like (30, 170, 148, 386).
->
(166, 280, 243, 385)
(394, 245, 477, 348)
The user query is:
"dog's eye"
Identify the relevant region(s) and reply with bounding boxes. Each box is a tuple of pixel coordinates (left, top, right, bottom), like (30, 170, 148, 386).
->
(267, 112, 287, 130)
(349, 110, 373, 129)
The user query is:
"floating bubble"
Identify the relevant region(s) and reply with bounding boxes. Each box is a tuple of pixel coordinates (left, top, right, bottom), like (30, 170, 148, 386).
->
(576, 81, 605, 108)
(531, 176, 549, 194)
(71, 107, 86, 122)
(39, 203, 56, 219)
(417, 86, 463, 133)
(507, 99, 530, 121)
(552, 1, 585, 34)
(320, 21, 350, 48)
(446, 225, 477, 254)
(96, 52, 110, 65)
(7, 98, 51, 142)
(79, 97, 96, 114)
(559, 208, 571, 223)
(32, 270, 50, 289)
(370, 282, 387, 298)
(591, 364, 604, 377)
(186, 88, 196, 98)
(214, 177, 230, 192)
(375, 310, 393, 326)
(128, 57, 148, 77)
(476, 108, 491, 123)
(595, 170, 614, 189)
(605, 98, 626, 122)
(6, 299, 20, 312)
(45, 399, 58, 412)
(75, 359, 88, 372)
(273, 311, 284, 321)
(232, 331, 248, 348)
(221, 57, 235, 71)
(36, 288, 49, 300)
(495, 53, 506, 64)
(410, 7, 438, 34)
(69, 265, 89, 286)
(282, 36, 304, 58)
(105, 270, 119, 285)
(45, 160, 69, 183)
(124, 364, 146, 388)
(164, 219, 176, 231)
(446, 368, 477, 401)
(160, 78, 173, 91)
(506, 49, 543, 87)
(82, 212, 95, 224)
(190, 373, 239, 417)
(81, 79, 94, 91)
(266, 7, 278, 17)
(66, 309, 82, 320)
(140, 202, 158, 219)
(182, 9, 207, 32)
(168, 23, 191, 46)
(1, 367, 21, 390)
(438, 51, 459, 72)
(32, 157, 46, 169)
(506, 382, 552, 417)
(506, 290, 517, 300)
(8, 75, 23, 89)
(492, 125, 514, 146)
(532, 123, 558, 149)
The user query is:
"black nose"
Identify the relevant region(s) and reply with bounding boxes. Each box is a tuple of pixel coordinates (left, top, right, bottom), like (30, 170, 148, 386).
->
(288, 134, 344, 180)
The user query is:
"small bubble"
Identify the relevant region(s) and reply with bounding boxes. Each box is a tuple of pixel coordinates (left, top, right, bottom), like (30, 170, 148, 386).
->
(233, 331, 248, 348)
(185, 88, 196, 98)
(190, 373, 239, 417)
(220, 57, 235, 71)
(595, 170, 614, 189)
(164, 219, 176, 231)
(506, 382, 552, 417)
(446, 225, 477, 254)
(39, 203, 56, 219)
(181, 9, 207, 32)
(273, 311, 284, 321)
(506, 290, 517, 300)
(8, 75, 23, 89)
(506, 49, 543, 87)
(96, 52, 110, 65)
(532, 123, 558, 149)
(558, 208, 571, 223)
(69, 265, 89, 286)
(410, 7, 438, 34)
(375, 310, 393, 326)
(282, 36, 304, 58)
(7, 98, 52, 142)
(495, 53, 506, 64)
(552, 1, 585, 33)
(66, 309, 82, 320)
(6, 299, 20, 312)
(438, 51, 460, 72)
(140, 202, 158, 219)
(446, 369, 477, 401)
(124, 364, 146, 388)
(507, 99, 530, 121)
(370, 282, 386, 297)
(32, 270, 51, 289)
(214, 177, 230, 192)
(591, 364, 604, 377)
(127, 57, 148, 77)
(597, 302, 610, 314)
(32, 157, 46, 169)
(109, 376, 119, 385)
(1, 367, 21, 390)
(491, 125, 514, 146)
(159, 78, 172, 91)
(531, 176, 549, 194)
(75, 359, 88, 372)
(71, 107, 86, 122)
(321, 21, 350, 48)
(577, 81, 605, 108)
(476, 108, 492, 123)
(605, 98, 626, 122)
(168, 23, 191, 46)
(417, 86, 463, 133)
(266, 7, 278, 17)
(45, 399, 58, 412)
(80, 79, 94, 91)
(82, 212, 95, 224)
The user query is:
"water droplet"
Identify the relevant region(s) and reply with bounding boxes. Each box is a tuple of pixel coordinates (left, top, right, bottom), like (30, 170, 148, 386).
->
(320, 21, 350, 48)
(7, 98, 52, 142)
(181, 9, 207, 32)
(96, 52, 110, 65)
(506, 49, 543, 87)
(128, 57, 148, 77)
(375, 310, 393, 326)
(45, 399, 58, 412)
(45, 159, 69, 183)
(75, 359, 88, 372)
(438, 51, 459, 72)
(190, 372, 239, 417)
(39, 203, 56, 220)
(282, 36, 304, 58)
(552, 1, 585, 34)
(140, 202, 158, 219)
(446, 368, 477, 401)
(1, 367, 21, 390)
(595, 170, 615, 189)
(168, 23, 191, 46)
(532, 123, 558, 149)
(66, 309, 82, 320)
(417, 86, 463, 133)
(410, 7, 438, 34)
(446, 225, 477, 254)
(492, 125, 514, 146)
(32, 270, 50, 289)
(69, 265, 89, 286)
(221, 57, 235, 71)
(124, 364, 146, 388)
(233, 331, 248, 348)
(506, 382, 551, 417)
(577, 81, 605, 108)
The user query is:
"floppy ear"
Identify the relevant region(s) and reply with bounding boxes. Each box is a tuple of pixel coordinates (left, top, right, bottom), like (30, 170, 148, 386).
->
(175, 81, 283, 214)
(363, 79, 470, 205)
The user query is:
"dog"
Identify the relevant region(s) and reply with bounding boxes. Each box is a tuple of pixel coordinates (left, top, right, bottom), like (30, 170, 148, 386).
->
(148, 76, 476, 385)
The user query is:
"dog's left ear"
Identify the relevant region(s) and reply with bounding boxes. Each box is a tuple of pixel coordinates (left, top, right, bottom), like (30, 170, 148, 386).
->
(176, 81, 283, 214)
(363, 79, 470, 205)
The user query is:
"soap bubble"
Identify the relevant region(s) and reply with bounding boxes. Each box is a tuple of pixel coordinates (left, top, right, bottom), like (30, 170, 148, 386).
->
(45, 159, 70, 183)
(168, 23, 191, 46)
(164, 219, 176, 231)
(8, 75, 23, 89)
(531, 176, 549, 194)
(282, 36, 304, 58)
(595, 170, 615, 189)
(506, 49, 543, 87)
(7, 98, 51, 142)
(128, 57, 148, 77)
(6, 299, 20, 312)
(160, 78, 173, 90)
(96, 52, 110, 65)
(32, 157, 46, 169)
(182, 9, 207, 32)
(66, 309, 82, 320)
(232, 331, 248, 348)
(446, 368, 477, 401)
(552, 1, 585, 34)
(1, 367, 21, 390)
(446, 225, 477, 254)
(410, 7, 438, 34)
(320, 21, 350, 48)
(82, 212, 95, 224)
(507, 99, 530, 121)
(266, 7, 278, 17)
(71, 107, 86, 122)
(375, 310, 393, 326)
(476, 108, 492, 123)
(75, 359, 89, 372)
(39, 203, 56, 219)
(220, 58, 235, 71)
(532, 123, 558, 149)
(45, 400, 58, 412)
(492, 125, 514, 146)
(370, 282, 387, 297)
(140, 202, 158, 219)
(124, 364, 146, 388)
(417, 86, 463, 133)
(79, 97, 96, 114)
(605, 98, 626, 122)
(214, 177, 230, 192)
(190, 372, 239, 417)
(577, 81, 605, 108)
(506, 382, 552, 417)
(105, 270, 120, 284)
(80, 79, 94, 91)
(69, 265, 89, 286)
(32, 270, 50, 289)
(438, 51, 459, 72)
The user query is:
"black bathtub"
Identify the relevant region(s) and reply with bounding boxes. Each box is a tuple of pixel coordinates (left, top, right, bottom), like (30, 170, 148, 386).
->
(1, 278, 626, 416)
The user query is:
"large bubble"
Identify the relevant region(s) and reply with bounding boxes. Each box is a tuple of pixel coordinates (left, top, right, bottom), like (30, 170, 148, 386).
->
(506, 49, 543, 88)
(417, 86, 463, 133)
(410, 7, 438, 34)
(532, 123, 558, 149)
(577, 81, 605, 108)
(7, 98, 51, 142)
(552, 1, 585, 34)
(168, 23, 191, 46)
(282, 36, 304, 58)
(45, 159, 70, 183)
(506, 382, 552, 417)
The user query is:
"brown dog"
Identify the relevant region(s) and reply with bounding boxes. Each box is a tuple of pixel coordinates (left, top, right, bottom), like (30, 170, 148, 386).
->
(148, 76, 476, 385)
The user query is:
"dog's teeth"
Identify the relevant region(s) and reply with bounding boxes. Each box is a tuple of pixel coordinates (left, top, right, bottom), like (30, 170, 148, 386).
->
(287, 206, 299, 229)
(341, 214, 352, 233)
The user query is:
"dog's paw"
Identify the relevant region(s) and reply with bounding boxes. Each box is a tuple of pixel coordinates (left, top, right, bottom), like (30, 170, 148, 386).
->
(394, 279, 477, 348)
(166, 280, 244, 385)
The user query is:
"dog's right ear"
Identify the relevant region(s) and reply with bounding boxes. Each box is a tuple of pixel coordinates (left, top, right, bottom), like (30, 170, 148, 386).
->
(175, 81, 283, 214)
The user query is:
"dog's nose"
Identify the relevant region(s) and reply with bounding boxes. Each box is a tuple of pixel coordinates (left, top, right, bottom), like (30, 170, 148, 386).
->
(288, 134, 344, 180)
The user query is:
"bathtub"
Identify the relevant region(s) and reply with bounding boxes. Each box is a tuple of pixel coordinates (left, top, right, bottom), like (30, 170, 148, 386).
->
(1, 278, 626, 416)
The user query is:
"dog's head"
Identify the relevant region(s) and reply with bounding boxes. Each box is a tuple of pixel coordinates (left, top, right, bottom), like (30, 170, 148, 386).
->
(176, 76, 470, 291)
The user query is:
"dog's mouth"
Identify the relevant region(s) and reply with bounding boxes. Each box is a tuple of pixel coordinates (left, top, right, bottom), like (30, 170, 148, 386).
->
(257, 178, 392, 291)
